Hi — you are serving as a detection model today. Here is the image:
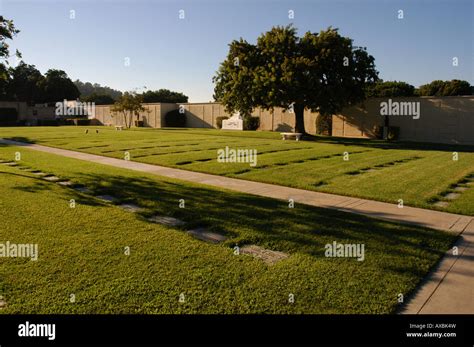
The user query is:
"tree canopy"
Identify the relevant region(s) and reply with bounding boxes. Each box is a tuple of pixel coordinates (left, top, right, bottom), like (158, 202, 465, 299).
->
(81, 93, 115, 105)
(418, 80, 472, 96)
(0, 16, 20, 100)
(39, 69, 80, 103)
(7, 61, 44, 104)
(74, 80, 122, 100)
(0, 15, 20, 65)
(141, 89, 188, 103)
(366, 81, 415, 97)
(213, 25, 379, 134)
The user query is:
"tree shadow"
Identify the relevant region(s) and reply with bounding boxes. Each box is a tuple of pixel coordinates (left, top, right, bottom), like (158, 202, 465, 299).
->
(1, 137, 37, 144)
(64, 171, 456, 259)
(302, 134, 474, 152)
(0, 170, 104, 207)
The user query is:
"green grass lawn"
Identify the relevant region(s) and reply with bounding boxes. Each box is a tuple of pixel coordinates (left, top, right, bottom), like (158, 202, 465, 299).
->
(1, 126, 473, 215)
(0, 144, 457, 313)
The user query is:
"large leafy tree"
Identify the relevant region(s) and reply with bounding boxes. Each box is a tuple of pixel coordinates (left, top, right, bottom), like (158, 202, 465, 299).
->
(110, 92, 146, 128)
(0, 16, 21, 100)
(40, 69, 80, 103)
(8, 61, 45, 104)
(213, 25, 378, 134)
(141, 89, 188, 103)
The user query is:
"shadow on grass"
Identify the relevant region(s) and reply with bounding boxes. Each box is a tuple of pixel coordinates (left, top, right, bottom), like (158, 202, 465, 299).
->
(303, 134, 474, 152)
(1, 137, 37, 144)
(62, 171, 457, 261)
(3, 132, 474, 153)
(0, 171, 103, 207)
(0, 156, 459, 313)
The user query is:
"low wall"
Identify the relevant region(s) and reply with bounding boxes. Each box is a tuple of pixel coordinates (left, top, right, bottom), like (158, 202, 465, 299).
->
(3, 95, 474, 145)
(93, 102, 321, 134)
(94, 103, 178, 128)
(332, 96, 474, 145)
(0, 101, 56, 123)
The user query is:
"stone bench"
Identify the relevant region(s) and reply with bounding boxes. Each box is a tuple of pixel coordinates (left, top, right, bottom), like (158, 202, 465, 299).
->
(280, 132, 303, 141)
(115, 125, 124, 131)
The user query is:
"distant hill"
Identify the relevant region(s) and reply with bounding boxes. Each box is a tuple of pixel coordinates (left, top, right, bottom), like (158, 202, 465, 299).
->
(74, 80, 122, 100)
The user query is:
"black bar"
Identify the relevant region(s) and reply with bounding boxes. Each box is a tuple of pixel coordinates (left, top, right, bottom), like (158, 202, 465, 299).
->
(0, 314, 473, 345)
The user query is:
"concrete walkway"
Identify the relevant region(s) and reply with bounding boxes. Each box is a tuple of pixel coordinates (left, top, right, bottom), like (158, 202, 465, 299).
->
(400, 219, 474, 313)
(1, 138, 473, 313)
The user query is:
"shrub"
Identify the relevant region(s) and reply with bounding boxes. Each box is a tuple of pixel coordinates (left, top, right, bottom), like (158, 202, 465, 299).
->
(244, 116, 260, 130)
(165, 109, 186, 127)
(0, 108, 18, 126)
(216, 116, 229, 129)
(366, 81, 415, 97)
(316, 114, 332, 135)
(374, 125, 384, 139)
(37, 119, 59, 126)
(387, 126, 400, 141)
(75, 119, 91, 126)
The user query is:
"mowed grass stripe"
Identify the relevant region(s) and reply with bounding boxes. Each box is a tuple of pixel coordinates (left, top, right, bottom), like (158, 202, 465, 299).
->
(1, 126, 473, 215)
(237, 149, 408, 185)
(0, 145, 457, 313)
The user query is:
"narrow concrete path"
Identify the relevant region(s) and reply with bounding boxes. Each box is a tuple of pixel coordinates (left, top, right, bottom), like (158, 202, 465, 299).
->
(2, 138, 473, 313)
(400, 219, 474, 314)
(1, 138, 471, 233)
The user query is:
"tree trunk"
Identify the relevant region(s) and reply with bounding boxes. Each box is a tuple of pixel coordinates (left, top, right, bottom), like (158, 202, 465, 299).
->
(384, 115, 390, 139)
(122, 111, 128, 128)
(294, 103, 306, 134)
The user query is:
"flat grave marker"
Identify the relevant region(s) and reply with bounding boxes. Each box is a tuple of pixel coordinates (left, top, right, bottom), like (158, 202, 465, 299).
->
(96, 195, 118, 203)
(118, 203, 144, 213)
(240, 245, 289, 265)
(444, 193, 460, 200)
(73, 186, 92, 194)
(42, 176, 61, 182)
(187, 227, 227, 243)
(148, 215, 185, 227)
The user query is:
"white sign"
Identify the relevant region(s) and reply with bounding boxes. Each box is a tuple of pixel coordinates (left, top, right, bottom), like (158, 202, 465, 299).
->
(222, 111, 243, 130)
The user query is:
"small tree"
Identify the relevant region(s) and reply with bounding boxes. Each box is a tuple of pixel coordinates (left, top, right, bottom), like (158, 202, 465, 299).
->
(110, 92, 146, 128)
(213, 25, 378, 135)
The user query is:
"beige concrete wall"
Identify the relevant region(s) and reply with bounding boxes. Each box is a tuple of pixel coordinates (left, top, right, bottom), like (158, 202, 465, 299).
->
(90, 97, 474, 145)
(332, 96, 474, 145)
(0, 101, 56, 122)
(91, 102, 320, 133)
(160, 103, 179, 127)
(332, 101, 381, 138)
(5, 97, 474, 145)
(172, 102, 320, 134)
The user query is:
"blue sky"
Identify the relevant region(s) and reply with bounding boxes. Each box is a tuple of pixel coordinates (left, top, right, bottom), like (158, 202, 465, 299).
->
(2, 0, 473, 101)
